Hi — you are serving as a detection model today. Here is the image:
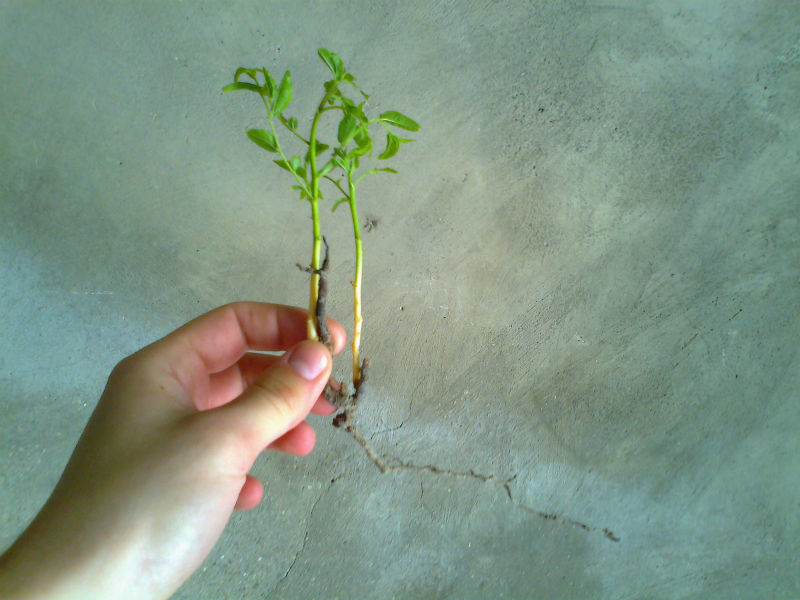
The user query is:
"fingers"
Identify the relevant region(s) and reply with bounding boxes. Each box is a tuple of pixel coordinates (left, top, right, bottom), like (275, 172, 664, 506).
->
(234, 475, 264, 511)
(267, 421, 316, 455)
(141, 302, 345, 399)
(235, 421, 321, 511)
(203, 352, 281, 410)
(213, 340, 332, 456)
(205, 352, 341, 414)
(311, 395, 337, 416)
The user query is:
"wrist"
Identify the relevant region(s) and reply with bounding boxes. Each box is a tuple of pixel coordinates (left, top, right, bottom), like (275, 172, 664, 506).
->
(0, 497, 145, 600)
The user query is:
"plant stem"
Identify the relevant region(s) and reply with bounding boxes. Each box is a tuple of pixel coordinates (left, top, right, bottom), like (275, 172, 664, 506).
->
(259, 93, 320, 339)
(346, 172, 363, 385)
(306, 94, 331, 339)
(307, 201, 322, 340)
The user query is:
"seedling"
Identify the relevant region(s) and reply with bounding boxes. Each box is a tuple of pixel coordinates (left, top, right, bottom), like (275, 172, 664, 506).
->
(223, 49, 419, 391)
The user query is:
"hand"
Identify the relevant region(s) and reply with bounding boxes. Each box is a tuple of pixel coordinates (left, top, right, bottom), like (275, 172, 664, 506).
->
(0, 302, 345, 600)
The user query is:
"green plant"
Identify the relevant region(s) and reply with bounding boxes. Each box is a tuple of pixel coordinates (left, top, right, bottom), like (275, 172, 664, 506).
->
(223, 48, 419, 389)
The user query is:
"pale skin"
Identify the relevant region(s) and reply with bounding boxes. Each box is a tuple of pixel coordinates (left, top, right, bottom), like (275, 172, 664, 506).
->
(0, 302, 346, 600)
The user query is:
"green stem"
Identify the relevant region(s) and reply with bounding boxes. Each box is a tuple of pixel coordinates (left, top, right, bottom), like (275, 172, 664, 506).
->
(277, 115, 309, 144)
(261, 96, 306, 192)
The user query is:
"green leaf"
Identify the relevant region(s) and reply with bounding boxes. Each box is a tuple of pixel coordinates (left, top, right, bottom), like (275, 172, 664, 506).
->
(222, 81, 261, 93)
(290, 155, 305, 178)
(331, 197, 348, 212)
(379, 111, 420, 131)
(272, 158, 294, 173)
(234, 67, 258, 82)
(343, 73, 369, 99)
(345, 140, 372, 161)
(354, 103, 369, 123)
(323, 80, 341, 99)
(246, 129, 277, 152)
(378, 131, 400, 159)
(287, 117, 298, 130)
(354, 127, 370, 148)
(274, 70, 292, 114)
(261, 68, 277, 99)
(350, 141, 372, 157)
(291, 185, 309, 200)
(304, 140, 329, 165)
(337, 113, 359, 145)
(273, 159, 293, 173)
(333, 156, 349, 171)
(318, 159, 336, 178)
(274, 155, 305, 179)
(356, 167, 399, 185)
(318, 48, 345, 79)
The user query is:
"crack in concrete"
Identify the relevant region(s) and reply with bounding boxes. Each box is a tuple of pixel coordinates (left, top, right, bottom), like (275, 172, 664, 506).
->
(269, 479, 335, 594)
(337, 413, 619, 542)
(327, 363, 619, 542)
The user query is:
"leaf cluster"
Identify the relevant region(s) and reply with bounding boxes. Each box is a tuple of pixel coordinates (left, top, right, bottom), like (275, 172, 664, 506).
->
(223, 49, 419, 208)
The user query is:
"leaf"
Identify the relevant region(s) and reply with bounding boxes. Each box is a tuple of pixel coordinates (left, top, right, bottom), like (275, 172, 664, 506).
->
(274, 70, 292, 114)
(262, 68, 277, 99)
(274, 155, 305, 179)
(331, 197, 348, 212)
(318, 159, 336, 178)
(289, 155, 301, 171)
(350, 141, 372, 157)
(379, 111, 420, 131)
(337, 113, 359, 145)
(378, 131, 400, 159)
(234, 67, 258, 82)
(287, 117, 298, 130)
(291, 185, 309, 200)
(246, 129, 277, 152)
(343, 73, 369, 99)
(354, 103, 369, 123)
(273, 159, 293, 173)
(222, 81, 261, 93)
(290, 155, 305, 178)
(304, 140, 329, 165)
(356, 167, 398, 185)
(354, 127, 370, 148)
(345, 128, 372, 159)
(318, 48, 345, 79)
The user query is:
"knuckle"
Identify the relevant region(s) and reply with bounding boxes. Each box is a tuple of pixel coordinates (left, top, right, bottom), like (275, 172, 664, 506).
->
(106, 354, 142, 388)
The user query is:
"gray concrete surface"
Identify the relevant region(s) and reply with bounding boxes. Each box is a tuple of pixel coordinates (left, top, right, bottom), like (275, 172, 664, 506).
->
(2, 1, 799, 598)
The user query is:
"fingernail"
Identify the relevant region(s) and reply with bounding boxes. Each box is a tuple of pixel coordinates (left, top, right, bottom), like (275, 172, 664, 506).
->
(286, 342, 328, 380)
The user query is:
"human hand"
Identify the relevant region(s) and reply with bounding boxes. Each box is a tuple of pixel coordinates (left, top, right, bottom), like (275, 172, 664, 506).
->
(0, 302, 345, 600)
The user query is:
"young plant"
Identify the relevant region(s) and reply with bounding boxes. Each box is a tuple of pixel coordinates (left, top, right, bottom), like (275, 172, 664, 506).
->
(223, 49, 419, 389)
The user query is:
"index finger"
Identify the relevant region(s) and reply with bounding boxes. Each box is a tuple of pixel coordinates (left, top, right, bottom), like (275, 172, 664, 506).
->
(143, 302, 345, 380)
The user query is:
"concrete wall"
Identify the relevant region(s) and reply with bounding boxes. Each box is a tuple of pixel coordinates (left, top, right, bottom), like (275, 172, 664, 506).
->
(2, 1, 798, 597)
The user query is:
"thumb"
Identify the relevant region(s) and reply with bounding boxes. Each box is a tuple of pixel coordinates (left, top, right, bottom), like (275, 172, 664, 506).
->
(214, 340, 332, 456)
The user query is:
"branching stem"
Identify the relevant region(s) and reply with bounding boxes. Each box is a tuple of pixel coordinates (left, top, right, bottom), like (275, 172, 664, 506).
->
(225, 50, 417, 392)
